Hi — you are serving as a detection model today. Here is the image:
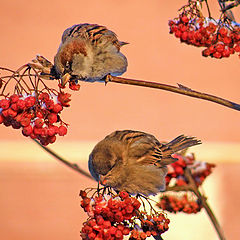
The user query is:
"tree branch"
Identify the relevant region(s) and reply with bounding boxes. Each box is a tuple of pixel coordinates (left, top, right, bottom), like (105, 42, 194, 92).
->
(107, 75, 240, 111)
(33, 139, 93, 180)
(184, 168, 226, 240)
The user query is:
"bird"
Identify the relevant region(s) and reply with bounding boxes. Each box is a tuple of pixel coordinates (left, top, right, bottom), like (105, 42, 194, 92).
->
(53, 23, 128, 86)
(88, 130, 201, 196)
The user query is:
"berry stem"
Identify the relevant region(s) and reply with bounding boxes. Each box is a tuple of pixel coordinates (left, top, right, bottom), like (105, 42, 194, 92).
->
(108, 75, 240, 111)
(204, 0, 212, 18)
(184, 168, 226, 240)
(32, 139, 93, 179)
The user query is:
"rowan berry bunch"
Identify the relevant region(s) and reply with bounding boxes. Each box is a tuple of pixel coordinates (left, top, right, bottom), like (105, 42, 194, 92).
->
(169, 0, 240, 59)
(80, 188, 169, 240)
(166, 153, 215, 187)
(157, 193, 202, 214)
(0, 65, 70, 145)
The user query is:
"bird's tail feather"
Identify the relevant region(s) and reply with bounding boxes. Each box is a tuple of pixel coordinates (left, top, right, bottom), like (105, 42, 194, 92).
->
(160, 135, 201, 165)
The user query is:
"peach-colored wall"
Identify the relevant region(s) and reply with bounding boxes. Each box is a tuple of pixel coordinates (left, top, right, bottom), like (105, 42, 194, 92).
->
(0, 1, 240, 240)
(0, 0, 240, 143)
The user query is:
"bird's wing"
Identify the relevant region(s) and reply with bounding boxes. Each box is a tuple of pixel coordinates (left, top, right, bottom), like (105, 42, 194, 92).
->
(106, 130, 164, 166)
(61, 23, 121, 50)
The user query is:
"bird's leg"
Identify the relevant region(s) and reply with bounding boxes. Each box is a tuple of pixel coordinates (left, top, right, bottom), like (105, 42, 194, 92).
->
(97, 181, 100, 196)
(104, 74, 113, 85)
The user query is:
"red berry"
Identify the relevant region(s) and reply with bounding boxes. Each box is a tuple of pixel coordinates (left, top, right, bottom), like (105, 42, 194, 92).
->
(11, 120, 21, 129)
(122, 227, 130, 235)
(115, 211, 123, 222)
(34, 118, 44, 128)
(38, 92, 50, 102)
(7, 108, 17, 118)
(79, 190, 87, 198)
(0, 99, 10, 109)
(194, 31, 202, 41)
(25, 96, 36, 108)
(174, 30, 182, 38)
(3, 118, 12, 127)
(0, 114, 4, 124)
(125, 205, 134, 214)
(223, 36, 232, 45)
(30, 133, 37, 139)
(10, 94, 20, 103)
(234, 44, 240, 52)
(48, 135, 56, 144)
(103, 220, 111, 229)
(96, 216, 104, 225)
(119, 191, 129, 199)
(57, 92, 71, 107)
(222, 48, 230, 57)
(140, 232, 147, 239)
(219, 27, 228, 37)
(117, 225, 124, 231)
(1, 109, 9, 117)
(208, 45, 216, 54)
(19, 116, 31, 127)
(48, 113, 58, 124)
(36, 111, 44, 118)
(33, 127, 43, 135)
(69, 81, 80, 91)
(115, 230, 123, 239)
(215, 43, 225, 53)
(16, 99, 26, 110)
(109, 226, 117, 235)
(88, 232, 96, 240)
(202, 48, 211, 57)
(40, 127, 48, 137)
(45, 99, 54, 110)
(22, 125, 33, 136)
(52, 103, 63, 113)
(47, 126, 56, 136)
(180, 31, 188, 41)
(132, 198, 141, 209)
(58, 125, 67, 136)
(213, 51, 222, 59)
(11, 103, 18, 111)
(180, 15, 189, 24)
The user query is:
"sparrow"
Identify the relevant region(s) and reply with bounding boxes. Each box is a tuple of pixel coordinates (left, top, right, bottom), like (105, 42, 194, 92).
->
(88, 130, 201, 196)
(53, 23, 128, 86)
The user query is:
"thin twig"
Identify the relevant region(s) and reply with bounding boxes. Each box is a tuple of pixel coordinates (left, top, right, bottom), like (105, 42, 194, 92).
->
(32, 139, 93, 180)
(204, 0, 212, 18)
(219, 0, 240, 12)
(184, 168, 226, 240)
(108, 75, 240, 111)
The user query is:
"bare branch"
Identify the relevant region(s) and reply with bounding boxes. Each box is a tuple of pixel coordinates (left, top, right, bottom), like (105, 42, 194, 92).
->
(32, 139, 93, 180)
(184, 168, 226, 240)
(108, 75, 240, 111)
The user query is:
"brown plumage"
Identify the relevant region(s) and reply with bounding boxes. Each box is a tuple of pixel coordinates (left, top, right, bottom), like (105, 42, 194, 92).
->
(88, 130, 201, 196)
(54, 23, 128, 85)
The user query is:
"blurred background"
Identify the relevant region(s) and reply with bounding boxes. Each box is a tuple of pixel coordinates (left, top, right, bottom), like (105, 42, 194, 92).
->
(0, 0, 240, 239)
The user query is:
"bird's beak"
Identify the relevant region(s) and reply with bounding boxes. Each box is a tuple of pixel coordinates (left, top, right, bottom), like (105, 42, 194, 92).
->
(61, 73, 71, 87)
(119, 41, 129, 47)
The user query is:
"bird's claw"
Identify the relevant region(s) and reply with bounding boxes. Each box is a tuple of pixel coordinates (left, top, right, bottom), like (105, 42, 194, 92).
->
(104, 74, 112, 86)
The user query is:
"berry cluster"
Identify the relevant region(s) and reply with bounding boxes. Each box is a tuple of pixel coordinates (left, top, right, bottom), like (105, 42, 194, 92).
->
(135, 212, 170, 239)
(158, 193, 202, 214)
(0, 91, 70, 145)
(169, 13, 240, 59)
(166, 153, 215, 187)
(59, 80, 81, 91)
(80, 190, 169, 240)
